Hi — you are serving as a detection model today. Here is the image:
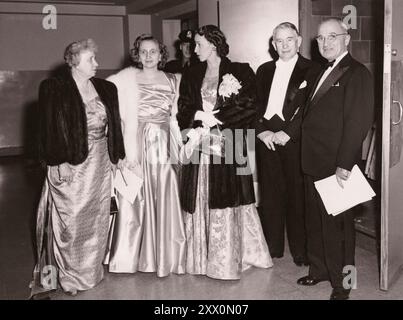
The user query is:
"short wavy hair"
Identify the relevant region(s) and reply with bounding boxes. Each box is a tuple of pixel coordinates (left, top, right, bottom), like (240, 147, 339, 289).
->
(196, 25, 229, 57)
(273, 22, 300, 39)
(64, 38, 98, 68)
(130, 34, 169, 69)
(319, 18, 349, 34)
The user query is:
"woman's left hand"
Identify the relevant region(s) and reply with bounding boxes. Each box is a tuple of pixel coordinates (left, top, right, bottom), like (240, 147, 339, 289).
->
(125, 160, 143, 179)
(58, 163, 74, 183)
(116, 158, 125, 171)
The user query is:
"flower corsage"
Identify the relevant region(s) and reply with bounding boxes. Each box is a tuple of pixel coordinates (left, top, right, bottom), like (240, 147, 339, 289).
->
(218, 73, 242, 99)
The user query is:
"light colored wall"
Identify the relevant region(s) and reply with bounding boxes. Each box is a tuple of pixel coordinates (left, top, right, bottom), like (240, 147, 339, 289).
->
(151, 14, 163, 42)
(0, 15, 125, 71)
(163, 20, 181, 61)
(198, 0, 218, 26)
(197, 0, 299, 71)
(127, 14, 152, 47)
(219, 0, 299, 71)
(392, 0, 403, 61)
(0, 2, 126, 70)
(0, 1, 126, 150)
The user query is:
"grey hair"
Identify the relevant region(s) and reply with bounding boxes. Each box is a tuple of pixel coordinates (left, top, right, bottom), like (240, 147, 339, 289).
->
(64, 38, 98, 67)
(319, 18, 349, 33)
(272, 22, 300, 39)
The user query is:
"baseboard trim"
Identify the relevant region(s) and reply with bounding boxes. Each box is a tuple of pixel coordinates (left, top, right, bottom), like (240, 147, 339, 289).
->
(0, 147, 24, 157)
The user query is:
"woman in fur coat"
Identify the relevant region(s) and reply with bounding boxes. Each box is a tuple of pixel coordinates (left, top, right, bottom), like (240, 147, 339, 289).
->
(177, 25, 273, 280)
(30, 39, 125, 298)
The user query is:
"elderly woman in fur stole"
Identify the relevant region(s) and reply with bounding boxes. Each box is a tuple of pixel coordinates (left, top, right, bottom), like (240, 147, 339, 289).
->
(30, 39, 125, 299)
(177, 25, 273, 280)
(104, 34, 186, 277)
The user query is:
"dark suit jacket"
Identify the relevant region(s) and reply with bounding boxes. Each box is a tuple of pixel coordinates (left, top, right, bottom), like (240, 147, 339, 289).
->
(254, 55, 320, 141)
(164, 56, 200, 74)
(301, 53, 374, 178)
(38, 70, 125, 166)
(177, 57, 257, 213)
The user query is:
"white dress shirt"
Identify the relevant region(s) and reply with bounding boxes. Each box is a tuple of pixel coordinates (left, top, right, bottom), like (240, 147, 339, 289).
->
(263, 54, 298, 121)
(312, 50, 348, 99)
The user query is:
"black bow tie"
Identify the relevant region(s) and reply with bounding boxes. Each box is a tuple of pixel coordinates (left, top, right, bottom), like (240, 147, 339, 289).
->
(325, 60, 335, 69)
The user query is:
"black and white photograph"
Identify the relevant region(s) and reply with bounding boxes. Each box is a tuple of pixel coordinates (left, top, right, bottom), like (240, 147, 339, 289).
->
(0, 0, 402, 305)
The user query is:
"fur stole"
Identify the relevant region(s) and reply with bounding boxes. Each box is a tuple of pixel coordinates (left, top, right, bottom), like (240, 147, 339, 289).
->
(107, 67, 140, 163)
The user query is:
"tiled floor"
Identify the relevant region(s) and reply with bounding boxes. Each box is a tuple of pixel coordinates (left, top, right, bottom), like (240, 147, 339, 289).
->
(1, 156, 402, 300)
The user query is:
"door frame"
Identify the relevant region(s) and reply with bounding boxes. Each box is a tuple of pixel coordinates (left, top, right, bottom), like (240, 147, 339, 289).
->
(380, 0, 400, 291)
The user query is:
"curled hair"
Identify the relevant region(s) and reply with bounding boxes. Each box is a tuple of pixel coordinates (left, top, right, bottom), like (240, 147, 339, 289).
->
(273, 22, 300, 39)
(196, 25, 229, 57)
(64, 38, 98, 67)
(130, 34, 169, 69)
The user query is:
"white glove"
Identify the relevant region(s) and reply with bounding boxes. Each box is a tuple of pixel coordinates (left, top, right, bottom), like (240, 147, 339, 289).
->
(179, 127, 209, 160)
(195, 110, 223, 128)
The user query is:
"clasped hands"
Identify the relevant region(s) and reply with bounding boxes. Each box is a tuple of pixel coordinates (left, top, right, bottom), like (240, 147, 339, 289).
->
(257, 130, 290, 151)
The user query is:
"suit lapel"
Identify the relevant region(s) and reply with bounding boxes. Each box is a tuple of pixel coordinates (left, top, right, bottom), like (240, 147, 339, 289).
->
(305, 53, 352, 114)
(309, 65, 349, 107)
(283, 57, 307, 113)
(305, 68, 324, 110)
(263, 64, 276, 106)
(256, 63, 275, 118)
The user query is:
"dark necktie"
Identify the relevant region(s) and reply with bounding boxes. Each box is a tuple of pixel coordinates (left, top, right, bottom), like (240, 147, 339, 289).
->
(325, 60, 335, 69)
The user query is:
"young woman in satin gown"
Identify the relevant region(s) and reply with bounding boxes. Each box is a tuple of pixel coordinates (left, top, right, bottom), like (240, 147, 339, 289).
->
(105, 34, 186, 277)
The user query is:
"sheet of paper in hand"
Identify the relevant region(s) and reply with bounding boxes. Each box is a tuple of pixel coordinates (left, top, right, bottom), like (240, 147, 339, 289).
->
(113, 167, 143, 204)
(314, 165, 376, 216)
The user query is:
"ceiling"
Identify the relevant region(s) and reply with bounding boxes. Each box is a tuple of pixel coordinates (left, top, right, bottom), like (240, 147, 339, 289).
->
(6, 0, 195, 15)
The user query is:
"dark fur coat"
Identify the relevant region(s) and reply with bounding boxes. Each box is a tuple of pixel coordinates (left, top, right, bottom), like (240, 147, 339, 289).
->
(37, 70, 125, 165)
(177, 57, 257, 213)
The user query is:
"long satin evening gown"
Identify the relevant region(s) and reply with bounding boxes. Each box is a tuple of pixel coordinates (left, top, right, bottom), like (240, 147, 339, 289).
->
(106, 73, 186, 277)
(31, 96, 112, 296)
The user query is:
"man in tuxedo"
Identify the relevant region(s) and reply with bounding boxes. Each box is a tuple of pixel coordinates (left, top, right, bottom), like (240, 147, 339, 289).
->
(254, 22, 320, 266)
(296, 18, 374, 300)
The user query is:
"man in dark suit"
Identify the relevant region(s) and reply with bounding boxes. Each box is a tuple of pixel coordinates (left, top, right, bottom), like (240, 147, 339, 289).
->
(254, 22, 319, 266)
(296, 18, 374, 300)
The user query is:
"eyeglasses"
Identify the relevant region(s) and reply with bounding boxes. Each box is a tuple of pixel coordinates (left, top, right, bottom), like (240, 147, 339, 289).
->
(316, 33, 348, 43)
(139, 49, 159, 56)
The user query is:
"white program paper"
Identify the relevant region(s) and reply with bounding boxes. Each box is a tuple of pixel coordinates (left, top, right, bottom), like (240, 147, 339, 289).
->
(113, 167, 143, 204)
(314, 165, 376, 216)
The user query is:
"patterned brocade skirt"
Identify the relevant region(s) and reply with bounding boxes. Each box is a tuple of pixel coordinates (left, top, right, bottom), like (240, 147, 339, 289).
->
(30, 137, 111, 296)
(184, 154, 273, 280)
